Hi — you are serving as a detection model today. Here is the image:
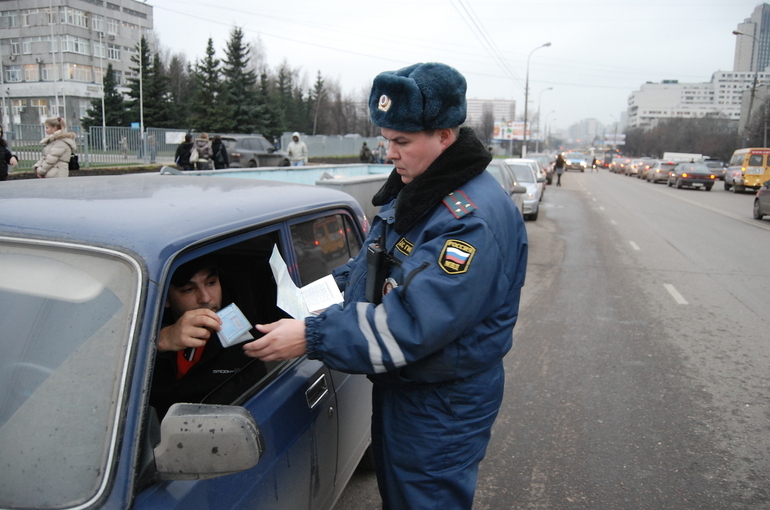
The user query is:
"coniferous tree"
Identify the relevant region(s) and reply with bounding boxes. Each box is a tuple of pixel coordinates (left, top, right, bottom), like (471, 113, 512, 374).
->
(189, 39, 224, 133)
(257, 72, 282, 140)
(125, 36, 152, 127)
(82, 63, 125, 131)
(219, 27, 264, 133)
(142, 51, 174, 128)
(310, 71, 326, 135)
(167, 53, 192, 128)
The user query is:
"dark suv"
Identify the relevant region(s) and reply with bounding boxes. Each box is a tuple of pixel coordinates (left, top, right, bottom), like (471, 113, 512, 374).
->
(221, 134, 291, 167)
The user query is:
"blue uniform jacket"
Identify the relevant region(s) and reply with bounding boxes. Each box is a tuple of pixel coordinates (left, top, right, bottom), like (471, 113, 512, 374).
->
(305, 167, 528, 387)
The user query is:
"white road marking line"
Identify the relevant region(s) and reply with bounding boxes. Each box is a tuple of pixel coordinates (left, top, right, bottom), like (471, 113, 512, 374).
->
(592, 198, 597, 202)
(610, 219, 617, 225)
(599, 206, 605, 211)
(664, 284, 688, 305)
(629, 241, 640, 251)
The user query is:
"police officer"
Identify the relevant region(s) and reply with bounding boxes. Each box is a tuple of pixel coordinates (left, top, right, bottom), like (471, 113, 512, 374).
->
(243, 62, 528, 510)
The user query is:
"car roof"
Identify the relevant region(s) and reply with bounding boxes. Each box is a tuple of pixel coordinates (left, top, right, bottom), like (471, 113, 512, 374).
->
(0, 174, 363, 274)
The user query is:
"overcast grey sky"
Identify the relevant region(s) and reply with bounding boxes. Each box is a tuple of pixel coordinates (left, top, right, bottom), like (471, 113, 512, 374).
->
(151, 0, 761, 131)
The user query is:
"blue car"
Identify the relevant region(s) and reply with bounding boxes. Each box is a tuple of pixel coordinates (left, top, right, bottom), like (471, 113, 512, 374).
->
(0, 175, 372, 510)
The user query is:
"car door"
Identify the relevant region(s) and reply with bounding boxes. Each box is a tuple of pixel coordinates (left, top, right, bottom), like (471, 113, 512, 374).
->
(257, 138, 280, 167)
(135, 213, 366, 510)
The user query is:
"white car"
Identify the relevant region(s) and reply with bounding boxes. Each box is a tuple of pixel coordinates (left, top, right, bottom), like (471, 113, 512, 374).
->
(505, 158, 544, 221)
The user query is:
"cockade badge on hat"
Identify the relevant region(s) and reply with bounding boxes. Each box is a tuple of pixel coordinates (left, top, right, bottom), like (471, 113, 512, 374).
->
(378, 94, 392, 112)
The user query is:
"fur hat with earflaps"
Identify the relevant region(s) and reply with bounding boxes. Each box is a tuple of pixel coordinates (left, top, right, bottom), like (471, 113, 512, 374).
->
(368, 63, 467, 132)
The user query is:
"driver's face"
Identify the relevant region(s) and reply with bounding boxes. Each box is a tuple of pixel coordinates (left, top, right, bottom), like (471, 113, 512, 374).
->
(165, 268, 222, 319)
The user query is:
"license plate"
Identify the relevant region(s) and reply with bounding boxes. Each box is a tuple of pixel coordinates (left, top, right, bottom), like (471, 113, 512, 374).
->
(746, 167, 764, 175)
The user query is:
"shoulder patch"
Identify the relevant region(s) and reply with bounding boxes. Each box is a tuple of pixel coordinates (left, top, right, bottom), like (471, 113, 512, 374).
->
(438, 239, 476, 274)
(441, 190, 477, 219)
(395, 237, 414, 256)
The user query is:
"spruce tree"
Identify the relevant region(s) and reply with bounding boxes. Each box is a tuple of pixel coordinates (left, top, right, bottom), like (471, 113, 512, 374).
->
(189, 38, 224, 133)
(82, 63, 124, 132)
(125, 36, 152, 127)
(142, 51, 174, 128)
(219, 27, 264, 133)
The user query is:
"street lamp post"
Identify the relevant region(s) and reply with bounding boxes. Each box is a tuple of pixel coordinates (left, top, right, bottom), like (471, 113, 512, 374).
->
(535, 87, 553, 153)
(99, 31, 106, 151)
(733, 30, 760, 145)
(523, 42, 551, 158)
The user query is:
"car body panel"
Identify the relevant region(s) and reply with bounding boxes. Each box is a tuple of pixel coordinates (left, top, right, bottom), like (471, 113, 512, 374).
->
(0, 175, 371, 510)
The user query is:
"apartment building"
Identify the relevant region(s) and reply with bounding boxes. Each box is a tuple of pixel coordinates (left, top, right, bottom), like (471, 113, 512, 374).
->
(626, 71, 768, 129)
(0, 0, 153, 131)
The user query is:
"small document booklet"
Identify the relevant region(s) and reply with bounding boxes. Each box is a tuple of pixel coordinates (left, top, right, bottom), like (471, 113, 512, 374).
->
(216, 303, 254, 348)
(269, 245, 344, 320)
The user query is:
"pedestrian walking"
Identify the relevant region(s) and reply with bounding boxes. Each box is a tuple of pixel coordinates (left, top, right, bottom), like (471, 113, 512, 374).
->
(193, 132, 213, 170)
(242, 62, 528, 510)
(287, 132, 308, 166)
(33, 117, 76, 178)
(212, 135, 229, 169)
(0, 126, 18, 181)
(174, 134, 195, 171)
(554, 153, 566, 186)
(375, 141, 388, 164)
(360, 141, 374, 163)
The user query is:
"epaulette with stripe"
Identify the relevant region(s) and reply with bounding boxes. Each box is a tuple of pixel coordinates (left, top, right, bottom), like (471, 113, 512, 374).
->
(441, 190, 477, 219)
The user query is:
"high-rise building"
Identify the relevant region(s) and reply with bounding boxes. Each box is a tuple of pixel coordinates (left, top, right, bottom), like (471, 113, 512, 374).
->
(0, 0, 153, 132)
(734, 3, 770, 73)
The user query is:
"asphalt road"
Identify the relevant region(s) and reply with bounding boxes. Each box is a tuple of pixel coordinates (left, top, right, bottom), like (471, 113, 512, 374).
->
(335, 169, 770, 510)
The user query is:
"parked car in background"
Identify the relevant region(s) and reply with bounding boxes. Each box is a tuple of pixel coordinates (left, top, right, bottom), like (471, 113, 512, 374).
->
(565, 152, 588, 172)
(505, 158, 544, 221)
(753, 180, 770, 220)
(667, 162, 718, 190)
(0, 175, 372, 510)
(647, 161, 677, 184)
(527, 153, 554, 184)
(485, 160, 527, 215)
(222, 134, 291, 167)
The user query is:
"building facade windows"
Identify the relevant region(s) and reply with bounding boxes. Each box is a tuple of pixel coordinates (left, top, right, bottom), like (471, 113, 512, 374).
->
(5, 66, 22, 83)
(64, 64, 92, 82)
(41, 64, 59, 81)
(107, 17, 118, 34)
(62, 35, 91, 55)
(107, 43, 120, 60)
(93, 42, 105, 58)
(30, 99, 48, 117)
(24, 64, 39, 82)
(10, 39, 20, 55)
(91, 14, 104, 32)
(60, 7, 88, 28)
(1, 10, 20, 28)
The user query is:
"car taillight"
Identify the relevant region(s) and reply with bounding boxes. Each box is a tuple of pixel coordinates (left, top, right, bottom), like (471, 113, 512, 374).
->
(232, 152, 241, 159)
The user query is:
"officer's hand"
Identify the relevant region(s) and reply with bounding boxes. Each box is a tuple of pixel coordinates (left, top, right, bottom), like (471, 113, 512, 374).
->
(242, 319, 307, 361)
(158, 308, 222, 352)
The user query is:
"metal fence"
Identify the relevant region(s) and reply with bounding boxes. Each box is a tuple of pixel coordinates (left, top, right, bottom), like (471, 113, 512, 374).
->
(5, 125, 385, 171)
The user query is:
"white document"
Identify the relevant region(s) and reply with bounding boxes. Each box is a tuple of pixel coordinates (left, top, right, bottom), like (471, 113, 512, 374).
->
(269, 245, 343, 320)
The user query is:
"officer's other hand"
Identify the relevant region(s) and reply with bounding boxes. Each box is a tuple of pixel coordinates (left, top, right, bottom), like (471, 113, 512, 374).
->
(242, 319, 307, 361)
(158, 308, 222, 352)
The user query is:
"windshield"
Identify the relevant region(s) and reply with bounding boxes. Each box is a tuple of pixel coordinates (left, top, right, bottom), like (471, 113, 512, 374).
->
(0, 240, 140, 509)
(509, 163, 535, 183)
(567, 153, 586, 160)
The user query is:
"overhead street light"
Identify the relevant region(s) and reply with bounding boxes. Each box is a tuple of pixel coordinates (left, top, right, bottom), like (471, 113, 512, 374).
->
(733, 30, 760, 143)
(522, 42, 551, 158)
(535, 87, 553, 153)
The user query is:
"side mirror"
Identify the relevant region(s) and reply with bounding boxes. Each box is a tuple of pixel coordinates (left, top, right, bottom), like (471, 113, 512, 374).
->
(536, 176, 546, 183)
(512, 185, 528, 194)
(154, 404, 264, 480)
(267, 147, 276, 153)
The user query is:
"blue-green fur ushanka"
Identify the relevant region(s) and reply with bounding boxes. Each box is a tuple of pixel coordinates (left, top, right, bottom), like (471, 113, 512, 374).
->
(368, 62, 467, 132)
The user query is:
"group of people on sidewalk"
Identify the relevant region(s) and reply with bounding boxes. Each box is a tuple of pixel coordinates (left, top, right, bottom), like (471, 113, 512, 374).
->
(174, 133, 229, 171)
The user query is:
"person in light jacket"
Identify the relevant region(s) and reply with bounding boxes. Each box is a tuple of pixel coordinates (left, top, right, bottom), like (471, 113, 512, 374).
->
(34, 117, 76, 178)
(287, 132, 308, 166)
(193, 132, 213, 170)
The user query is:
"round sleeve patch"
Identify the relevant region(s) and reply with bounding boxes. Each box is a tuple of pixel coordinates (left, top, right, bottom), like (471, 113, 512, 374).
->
(438, 239, 476, 274)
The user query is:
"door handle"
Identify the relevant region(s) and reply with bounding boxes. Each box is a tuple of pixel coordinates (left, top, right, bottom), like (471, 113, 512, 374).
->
(305, 373, 329, 410)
